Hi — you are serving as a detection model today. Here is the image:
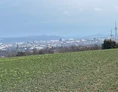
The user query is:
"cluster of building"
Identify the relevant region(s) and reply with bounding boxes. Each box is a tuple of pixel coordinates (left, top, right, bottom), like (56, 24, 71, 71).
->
(0, 38, 104, 52)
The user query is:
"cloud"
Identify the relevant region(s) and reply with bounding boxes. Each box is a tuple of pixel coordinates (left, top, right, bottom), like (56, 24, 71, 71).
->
(94, 8, 102, 11)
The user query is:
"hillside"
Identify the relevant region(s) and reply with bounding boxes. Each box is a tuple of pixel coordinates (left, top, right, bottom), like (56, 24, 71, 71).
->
(0, 49, 118, 92)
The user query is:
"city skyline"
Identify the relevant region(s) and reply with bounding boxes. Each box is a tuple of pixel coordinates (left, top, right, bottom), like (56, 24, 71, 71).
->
(0, 0, 118, 37)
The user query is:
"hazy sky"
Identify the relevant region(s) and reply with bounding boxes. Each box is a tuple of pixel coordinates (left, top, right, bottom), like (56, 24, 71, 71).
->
(0, 0, 118, 37)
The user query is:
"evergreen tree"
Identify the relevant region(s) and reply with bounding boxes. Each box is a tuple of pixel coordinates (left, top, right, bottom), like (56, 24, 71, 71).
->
(102, 39, 118, 49)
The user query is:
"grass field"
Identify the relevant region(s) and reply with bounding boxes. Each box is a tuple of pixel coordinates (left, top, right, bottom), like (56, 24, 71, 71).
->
(0, 49, 118, 92)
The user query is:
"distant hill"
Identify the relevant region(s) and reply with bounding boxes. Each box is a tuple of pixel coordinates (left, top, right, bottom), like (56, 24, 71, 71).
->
(83, 33, 108, 39)
(0, 34, 109, 44)
(65, 33, 108, 39)
(0, 35, 62, 44)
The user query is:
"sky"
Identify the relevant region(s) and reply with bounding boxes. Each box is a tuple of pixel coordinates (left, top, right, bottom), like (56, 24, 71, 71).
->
(0, 0, 118, 37)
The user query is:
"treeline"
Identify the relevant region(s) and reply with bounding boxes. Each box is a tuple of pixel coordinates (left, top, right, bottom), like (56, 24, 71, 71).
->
(56, 45, 101, 53)
(16, 44, 101, 56)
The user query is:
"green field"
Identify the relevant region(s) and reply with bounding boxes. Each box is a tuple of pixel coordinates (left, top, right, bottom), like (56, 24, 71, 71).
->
(0, 49, 118, 92)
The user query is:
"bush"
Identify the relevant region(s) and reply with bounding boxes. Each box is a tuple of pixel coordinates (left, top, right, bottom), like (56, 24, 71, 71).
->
(56, 45, 101, 53)
(16, 51, 26, 56)
(102, 39, 118, 49)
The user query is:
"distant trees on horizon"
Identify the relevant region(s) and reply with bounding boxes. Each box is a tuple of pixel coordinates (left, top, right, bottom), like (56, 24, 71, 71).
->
(102, 39, 118, 49)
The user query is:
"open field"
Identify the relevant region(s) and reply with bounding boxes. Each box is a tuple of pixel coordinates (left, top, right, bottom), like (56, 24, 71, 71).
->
(0, 49, 118, 92)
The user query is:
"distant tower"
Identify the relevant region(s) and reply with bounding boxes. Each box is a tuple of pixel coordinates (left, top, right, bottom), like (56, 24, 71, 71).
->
(115, 21, 117, 40)
(33, 40, 35, 44)
(59, 38, 62, 42)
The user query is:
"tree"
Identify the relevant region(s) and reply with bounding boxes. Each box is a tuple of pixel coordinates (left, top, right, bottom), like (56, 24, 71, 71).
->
(102, 39, 118, 49)
(16, 51, 26, 56)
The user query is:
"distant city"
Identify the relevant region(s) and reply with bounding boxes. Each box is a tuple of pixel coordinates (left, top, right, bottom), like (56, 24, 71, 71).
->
(0, 34, 109, 57)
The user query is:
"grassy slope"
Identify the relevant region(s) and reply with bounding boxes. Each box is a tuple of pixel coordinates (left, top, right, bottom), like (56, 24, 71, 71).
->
(0, 49, 118, 92)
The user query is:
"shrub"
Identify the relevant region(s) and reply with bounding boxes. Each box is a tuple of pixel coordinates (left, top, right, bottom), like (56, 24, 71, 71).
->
(102, 39, 118, 49)
(16, 51, 26, 56)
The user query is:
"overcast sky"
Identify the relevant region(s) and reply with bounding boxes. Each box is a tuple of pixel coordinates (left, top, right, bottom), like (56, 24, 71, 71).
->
(0, 0, 118, 37)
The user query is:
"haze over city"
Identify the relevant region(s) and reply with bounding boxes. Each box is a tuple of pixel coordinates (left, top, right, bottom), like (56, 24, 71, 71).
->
(0, 0, 118, 37)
